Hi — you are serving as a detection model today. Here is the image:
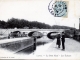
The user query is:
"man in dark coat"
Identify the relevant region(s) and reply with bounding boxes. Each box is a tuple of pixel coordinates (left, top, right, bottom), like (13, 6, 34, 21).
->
(56, 34, 61, 48)
(61, 32, 65, 50)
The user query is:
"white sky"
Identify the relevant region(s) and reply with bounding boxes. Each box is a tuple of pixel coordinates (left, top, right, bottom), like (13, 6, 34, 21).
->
(0, 0, 80, 29)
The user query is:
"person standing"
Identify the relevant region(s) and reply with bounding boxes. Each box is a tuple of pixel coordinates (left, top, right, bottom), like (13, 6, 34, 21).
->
(61, 32, 65, 50)
(56, 34, 61, 48)
(33, 37, 36, 50)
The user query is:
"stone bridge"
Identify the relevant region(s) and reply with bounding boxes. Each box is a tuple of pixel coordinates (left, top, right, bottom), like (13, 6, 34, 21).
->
(0, 29, 69, 54)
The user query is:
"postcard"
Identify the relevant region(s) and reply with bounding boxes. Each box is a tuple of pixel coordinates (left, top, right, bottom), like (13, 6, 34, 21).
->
(0, 0, 80, 60)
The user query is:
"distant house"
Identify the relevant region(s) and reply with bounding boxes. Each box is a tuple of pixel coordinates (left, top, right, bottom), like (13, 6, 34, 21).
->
(14, 27, 17, 29)
(23, 26, 29, 29)
(32, 27, 38, 29)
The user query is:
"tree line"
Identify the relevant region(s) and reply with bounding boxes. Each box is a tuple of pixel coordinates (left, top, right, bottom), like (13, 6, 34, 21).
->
(0, 18, 78, 30)
(0, 18, 51, 29)
(52, 25, 75, 29)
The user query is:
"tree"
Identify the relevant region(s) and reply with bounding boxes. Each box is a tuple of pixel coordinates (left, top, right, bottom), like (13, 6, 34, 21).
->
(6, 18, 51, 29)
(0, 20, 6, 28)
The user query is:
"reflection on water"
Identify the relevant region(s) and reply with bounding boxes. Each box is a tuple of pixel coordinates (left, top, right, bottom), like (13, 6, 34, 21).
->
(0, 38, 48, 55)
(16, 42, 47, 54)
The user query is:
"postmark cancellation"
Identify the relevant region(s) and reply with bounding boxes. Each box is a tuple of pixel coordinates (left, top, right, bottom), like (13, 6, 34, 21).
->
(48, 0, 68, 17)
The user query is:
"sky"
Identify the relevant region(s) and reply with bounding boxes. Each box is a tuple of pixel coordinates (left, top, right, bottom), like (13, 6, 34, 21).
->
(0, 0, 80, 29)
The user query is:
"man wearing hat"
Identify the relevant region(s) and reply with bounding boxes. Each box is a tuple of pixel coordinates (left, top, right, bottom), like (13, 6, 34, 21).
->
(61, 32, 65, 50)
(56, 33, 61, 48)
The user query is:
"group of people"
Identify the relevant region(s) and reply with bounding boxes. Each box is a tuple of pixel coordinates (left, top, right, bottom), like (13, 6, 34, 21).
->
(56, 32, 65, 50)
(33, 32, 65, 51)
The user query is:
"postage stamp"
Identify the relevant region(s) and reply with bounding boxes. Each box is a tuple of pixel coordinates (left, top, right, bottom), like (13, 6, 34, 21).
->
(48, 0, 68, 17)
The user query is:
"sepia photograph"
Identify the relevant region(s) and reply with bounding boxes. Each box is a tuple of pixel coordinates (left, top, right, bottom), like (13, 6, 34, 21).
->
(0, 0, 80, 59)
